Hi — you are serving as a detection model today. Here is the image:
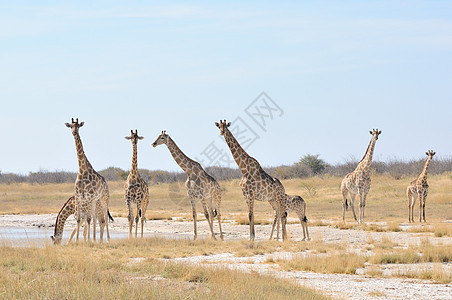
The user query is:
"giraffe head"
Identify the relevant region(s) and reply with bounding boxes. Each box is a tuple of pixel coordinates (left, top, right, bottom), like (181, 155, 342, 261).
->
(152, 131, 169, 147)
(426, 150, 436, 158)
(215, 120, 231, 136)
(65, 118, 84, 135)
(125, 129, 144, 145)
(369, 128, 382, 140)
(50, 234, 62, 245)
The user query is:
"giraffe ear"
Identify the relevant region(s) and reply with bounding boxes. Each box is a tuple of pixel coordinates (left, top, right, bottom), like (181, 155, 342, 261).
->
(138, 136, 144, 140)
(432, 152, 436, 156)
(426, 152, 429, 156)
(227, 122, 231, 127)
(65, 123, 72, 128)
(215, 122, 220, 128)
(79, 122, 84, 127)
(369, 131, 372, 135)
(378, 130, 382, 135)
(125, 136, 132, 140)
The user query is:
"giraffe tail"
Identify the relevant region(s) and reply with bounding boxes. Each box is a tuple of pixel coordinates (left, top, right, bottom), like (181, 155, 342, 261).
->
(345, 199, 349, 211)
(108, 210, 114, 222)
(212, 209, 218, 218)
(303, 216, 308, 222)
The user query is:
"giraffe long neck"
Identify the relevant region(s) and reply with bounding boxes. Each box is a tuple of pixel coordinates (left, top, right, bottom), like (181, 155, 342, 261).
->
(356, 136, 377, 173)
(165, 137, 195, 174)
(223, 129, 251, 173)
(130, 143, 138, 176)
(418, 156, 432, 182)
(73, 133, 93, 175)
(53, 196, 76, 238)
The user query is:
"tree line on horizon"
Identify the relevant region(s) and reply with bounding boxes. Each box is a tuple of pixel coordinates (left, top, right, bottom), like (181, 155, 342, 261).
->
(1, 155, 451, 184)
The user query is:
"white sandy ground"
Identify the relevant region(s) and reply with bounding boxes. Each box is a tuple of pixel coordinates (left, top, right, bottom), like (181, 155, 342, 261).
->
(0, 214, 451, 299)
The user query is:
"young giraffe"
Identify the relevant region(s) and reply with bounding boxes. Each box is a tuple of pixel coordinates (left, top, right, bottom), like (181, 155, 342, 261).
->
(152, 131, 223, 240)
(215, 120, 288, 241)
(124, 129, 150, 238)
(65, 118, 110, 241)
(341, 129, 381, 224)
(269, 194, 310, 241)
(51, 196, 113, 245)
(407, 150, 435, 223)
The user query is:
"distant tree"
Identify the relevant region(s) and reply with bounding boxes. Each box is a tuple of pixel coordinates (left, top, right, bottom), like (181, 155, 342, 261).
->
(298, 154, 329, 175)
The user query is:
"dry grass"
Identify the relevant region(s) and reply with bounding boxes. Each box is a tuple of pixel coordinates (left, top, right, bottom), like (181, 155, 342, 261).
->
(0, 240, 326, 300)
(402, 264, 452, 284)
(0, 174, 450, 224)
(277, 252, 366, 275)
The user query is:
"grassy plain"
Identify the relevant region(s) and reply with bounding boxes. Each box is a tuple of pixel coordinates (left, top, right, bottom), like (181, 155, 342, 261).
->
(1, 174, 451, 223)
(0, 239, 326, 299)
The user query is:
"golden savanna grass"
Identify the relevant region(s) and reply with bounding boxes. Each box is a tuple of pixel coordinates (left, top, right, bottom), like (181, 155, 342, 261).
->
(0, 239, 326, 300)
(1, 174, 451, 224)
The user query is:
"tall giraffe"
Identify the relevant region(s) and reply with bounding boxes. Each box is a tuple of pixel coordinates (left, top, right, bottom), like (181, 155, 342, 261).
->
(215, 120, 287, 241)
(124, 129, 150, 238)
(65, 118, 110, 241)
(51, 196, 113, 245)
(270, 194, 310, 241)
(152, 131, 223, 240)
(341, 129, 381, 224)
(407, 150, 435, 223)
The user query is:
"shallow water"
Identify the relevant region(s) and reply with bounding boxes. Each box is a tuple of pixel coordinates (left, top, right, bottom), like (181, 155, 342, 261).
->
(0, 226, 189, 247)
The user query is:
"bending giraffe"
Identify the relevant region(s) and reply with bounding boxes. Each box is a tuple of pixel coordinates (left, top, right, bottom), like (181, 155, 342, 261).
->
(270, 194, 310, 241)
(215, 120, 288, 241)
(65, 118, 111, 242)
(152, 131, 223, 240)
(407, 150, 435, 223)
(341, 129, 381, 224)
(124, 130, 150, 238)
(51, 196, 113, 245)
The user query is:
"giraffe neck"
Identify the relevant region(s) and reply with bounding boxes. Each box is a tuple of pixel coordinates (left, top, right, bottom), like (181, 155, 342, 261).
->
(53, 197, 76, 238)
(130, 143, 138, 176)
(165, 136, 196, 174)
(355, 136, 377, 173)
(73, 133, 93, 175)
(417, 156, 432, 182)
(223, 129, 251, 173)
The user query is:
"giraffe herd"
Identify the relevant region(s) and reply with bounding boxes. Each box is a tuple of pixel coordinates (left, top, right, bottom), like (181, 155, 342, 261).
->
(51, 118, 435, 244)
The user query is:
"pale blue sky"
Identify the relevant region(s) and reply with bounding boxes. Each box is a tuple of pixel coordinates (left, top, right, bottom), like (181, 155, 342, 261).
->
(1, 1, 451, 174)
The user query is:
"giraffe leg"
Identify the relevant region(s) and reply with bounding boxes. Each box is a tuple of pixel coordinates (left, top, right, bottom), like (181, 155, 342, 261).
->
(357, 192, 364, 224)
(106, 209, 111, 242)
(422, 191, 428, 222)
(92, 211, 97, 242)
(419, 194, 423, 223)
(135, 203, 140, 238)
(127, 200, 133, 239)
(202, 201, 216, 240)
(140, 195, 149, 238)
(281, 210, 288, 241)
(189, 196, 197, 240)
(349, 193, 358, 223)
(213, 192, 223, 241)
(341, 187, 348, 223)
(246, 198, 255, 241)
(68, 227, 77, 244)
(86, 218, 91, 241)
(270, 212, 277, 240)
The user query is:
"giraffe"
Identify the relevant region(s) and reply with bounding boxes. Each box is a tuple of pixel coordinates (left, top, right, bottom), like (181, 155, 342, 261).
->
(341, 129, 381, 224)
(270, 194, 310, 241)
(51, 196, 113, 245)
(407, 150, 435, 223)
(65, 118, 110, 242)
(124, 129, 150, 238)
(215, 120, 288, 241)
(152, 131, 223, 240)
